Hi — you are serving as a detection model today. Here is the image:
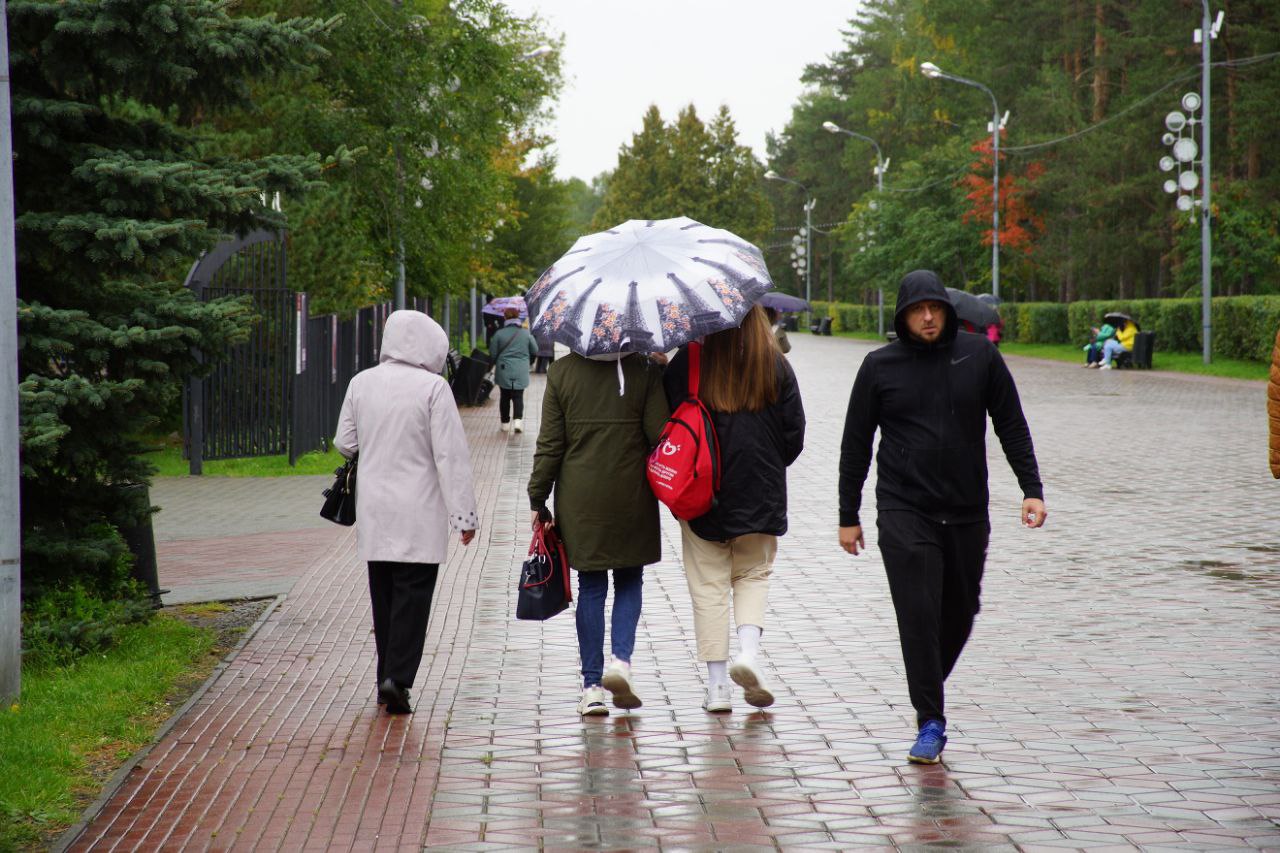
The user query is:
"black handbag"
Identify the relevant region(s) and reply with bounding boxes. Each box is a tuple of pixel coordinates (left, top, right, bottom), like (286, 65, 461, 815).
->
(516, 524, 573, 620)
(320, 455, 357, 526)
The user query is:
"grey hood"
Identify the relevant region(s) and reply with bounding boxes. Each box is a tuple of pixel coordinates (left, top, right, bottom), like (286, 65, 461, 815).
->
(379, 310, 449, 372)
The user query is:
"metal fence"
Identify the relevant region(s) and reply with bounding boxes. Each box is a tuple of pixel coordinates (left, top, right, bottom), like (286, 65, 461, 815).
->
(183, 231, 482, 473)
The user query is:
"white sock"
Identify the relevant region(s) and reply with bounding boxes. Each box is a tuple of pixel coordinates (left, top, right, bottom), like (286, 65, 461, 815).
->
(707, 660, 729, 687)
(737, 624, 762, 661)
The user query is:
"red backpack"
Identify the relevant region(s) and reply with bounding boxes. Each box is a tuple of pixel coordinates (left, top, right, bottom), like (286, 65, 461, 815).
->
(647, 343, 721, 520)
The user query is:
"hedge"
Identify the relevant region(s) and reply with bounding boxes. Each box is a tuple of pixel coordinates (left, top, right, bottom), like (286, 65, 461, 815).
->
(811, 295, 1280, 361)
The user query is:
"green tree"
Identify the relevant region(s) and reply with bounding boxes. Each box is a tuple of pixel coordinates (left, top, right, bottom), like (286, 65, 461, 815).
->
(230, 0, 563, 315)
(481, 145, 574, 294)
(11, 0, 333, 597)
(593, 104, 773, 245)
(564, 176, 605, 241)
(769, 0, 1280, 302)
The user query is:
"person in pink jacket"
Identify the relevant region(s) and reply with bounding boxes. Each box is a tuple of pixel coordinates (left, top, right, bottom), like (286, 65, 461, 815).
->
(335, 310, 479, 714)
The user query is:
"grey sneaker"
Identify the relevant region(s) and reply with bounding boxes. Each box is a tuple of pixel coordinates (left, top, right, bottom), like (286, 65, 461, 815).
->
(577, 686, 609, 716)
(702, 683, 733, 713)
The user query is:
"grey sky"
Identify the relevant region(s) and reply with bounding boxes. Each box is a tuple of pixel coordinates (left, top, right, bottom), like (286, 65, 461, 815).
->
(502, 1, 863, 182)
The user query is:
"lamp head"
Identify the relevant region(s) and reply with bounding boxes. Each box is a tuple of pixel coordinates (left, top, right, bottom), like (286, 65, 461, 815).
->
(521, 45, 554, 59)
(822, 121, 840, 133)
(920, 61, 943, 79)
(764, 170, 780, 181)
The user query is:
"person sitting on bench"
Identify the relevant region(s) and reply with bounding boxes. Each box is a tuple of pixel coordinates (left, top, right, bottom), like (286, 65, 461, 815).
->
(1099, 318, 1137, 370)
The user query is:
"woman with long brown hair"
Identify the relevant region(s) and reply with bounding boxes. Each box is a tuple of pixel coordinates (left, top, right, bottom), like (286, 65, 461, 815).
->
(663, 304, 806, 712)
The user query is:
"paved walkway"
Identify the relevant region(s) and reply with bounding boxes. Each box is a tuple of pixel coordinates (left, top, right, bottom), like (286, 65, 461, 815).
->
(68, 335, 1280, 850)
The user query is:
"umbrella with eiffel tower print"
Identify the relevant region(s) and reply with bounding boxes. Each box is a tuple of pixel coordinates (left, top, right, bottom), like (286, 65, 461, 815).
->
(524, 217, 774, 357)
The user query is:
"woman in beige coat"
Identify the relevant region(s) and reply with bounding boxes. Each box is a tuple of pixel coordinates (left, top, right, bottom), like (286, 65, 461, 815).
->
(335, 311, 479, 714)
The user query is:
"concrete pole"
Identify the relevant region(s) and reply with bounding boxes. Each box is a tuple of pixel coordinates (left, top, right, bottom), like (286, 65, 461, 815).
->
(0, 0, 22, 702)
(1200, 0, 1213, 364)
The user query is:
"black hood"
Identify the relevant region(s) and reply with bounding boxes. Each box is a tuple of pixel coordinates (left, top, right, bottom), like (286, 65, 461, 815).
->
(893, 269, 959, 348)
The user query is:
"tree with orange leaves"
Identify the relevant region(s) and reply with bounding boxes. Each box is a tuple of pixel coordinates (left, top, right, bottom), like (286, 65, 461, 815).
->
(962, 131, 1046, 256)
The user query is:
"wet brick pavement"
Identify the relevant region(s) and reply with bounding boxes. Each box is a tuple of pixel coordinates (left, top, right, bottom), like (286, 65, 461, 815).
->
(66, 333, 1280, 850)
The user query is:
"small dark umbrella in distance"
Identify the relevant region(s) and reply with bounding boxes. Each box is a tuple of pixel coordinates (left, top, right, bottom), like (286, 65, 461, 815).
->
(1103, 311, 1136, 328)
(944, 287, 1000, 328)
(759, 292, 811, 313)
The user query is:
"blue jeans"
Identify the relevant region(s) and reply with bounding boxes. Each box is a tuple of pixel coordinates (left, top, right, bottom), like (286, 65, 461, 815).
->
(1101, 339, 1128, 366)
(576, 567, 643, 688)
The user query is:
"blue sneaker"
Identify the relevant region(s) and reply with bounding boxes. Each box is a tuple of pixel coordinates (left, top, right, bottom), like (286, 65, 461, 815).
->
(908, 720, 947, 764)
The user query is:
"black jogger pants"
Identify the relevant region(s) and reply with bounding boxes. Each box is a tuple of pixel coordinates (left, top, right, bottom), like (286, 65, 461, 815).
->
(368, 561, 440, 689)
(876, 511, 989, 728)
(499, 387, 524, 422)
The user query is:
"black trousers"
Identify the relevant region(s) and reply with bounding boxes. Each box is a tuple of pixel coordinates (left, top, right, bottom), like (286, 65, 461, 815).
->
(499, 387, 524, 422)
(368, 561, 439, 689)
(877, 511, 989, 728)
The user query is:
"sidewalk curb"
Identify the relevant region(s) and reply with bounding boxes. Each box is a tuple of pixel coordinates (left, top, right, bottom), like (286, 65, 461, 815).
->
(52, 594, 287, 853)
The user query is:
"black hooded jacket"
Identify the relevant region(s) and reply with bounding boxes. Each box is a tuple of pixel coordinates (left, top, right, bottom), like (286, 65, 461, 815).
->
(665, 348, 805, 541)
(838, 270, 1043, 527)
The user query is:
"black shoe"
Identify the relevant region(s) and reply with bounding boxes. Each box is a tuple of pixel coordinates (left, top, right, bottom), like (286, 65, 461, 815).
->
(379, 678, 412, 714)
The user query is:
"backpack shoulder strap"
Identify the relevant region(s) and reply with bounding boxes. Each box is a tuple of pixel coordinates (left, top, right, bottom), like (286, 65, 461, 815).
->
(688, 342, 701, 399)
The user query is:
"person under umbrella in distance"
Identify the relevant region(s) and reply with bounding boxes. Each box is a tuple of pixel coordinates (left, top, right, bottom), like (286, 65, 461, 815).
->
(838, 270, 1047, 763)
(489, 308, 538, 434)
(1098, 312, 1138, 370)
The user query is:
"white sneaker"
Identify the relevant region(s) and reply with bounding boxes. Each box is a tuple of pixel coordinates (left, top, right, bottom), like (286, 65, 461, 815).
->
(577, 685, 609, 716)
(500, 421, 512, 433)
(1099, 363, 1113, 370)
(601, 659, 642, 709)
(513, 418, 524, 433)
(729, 657, 775, 708)
(702, 683, 733, 713)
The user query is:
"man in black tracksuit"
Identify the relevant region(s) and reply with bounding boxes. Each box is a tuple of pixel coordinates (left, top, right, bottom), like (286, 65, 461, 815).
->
(838, 269, 1047, 764)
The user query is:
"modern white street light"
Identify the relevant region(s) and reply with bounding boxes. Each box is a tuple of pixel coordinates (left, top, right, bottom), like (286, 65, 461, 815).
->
(521, 44, 554, 60)
(764, 170, 814, 308)
(1154, 5, 1219, 365)
(921, 61, 1003, 300)
(823, 120, 890, 334)
(821, 121, 887, 192)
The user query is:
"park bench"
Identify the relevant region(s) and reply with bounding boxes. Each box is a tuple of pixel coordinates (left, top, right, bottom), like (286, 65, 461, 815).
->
(810, 316, 833, 335)
(1114, 331, 1156, 369)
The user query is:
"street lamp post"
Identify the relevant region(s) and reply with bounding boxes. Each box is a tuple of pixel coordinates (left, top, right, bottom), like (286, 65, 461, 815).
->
(1196, 4, 1220, 364)
(764, 171, 813, 309)
(823, 121, 890, 334)
(821, 122, 886, 192)
(920, 62, 1002, 301)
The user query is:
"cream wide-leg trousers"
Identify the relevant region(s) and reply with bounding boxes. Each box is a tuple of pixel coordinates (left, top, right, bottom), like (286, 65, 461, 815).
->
(678, 521, 777, 661)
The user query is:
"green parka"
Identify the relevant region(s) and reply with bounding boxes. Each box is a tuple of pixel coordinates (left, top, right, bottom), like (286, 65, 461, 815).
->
(528, 353, 670, 570)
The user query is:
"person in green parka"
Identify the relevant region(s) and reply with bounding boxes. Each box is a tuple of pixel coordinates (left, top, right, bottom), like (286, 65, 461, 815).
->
(490, 308, 539, 433)
(528, 352, 669, 716)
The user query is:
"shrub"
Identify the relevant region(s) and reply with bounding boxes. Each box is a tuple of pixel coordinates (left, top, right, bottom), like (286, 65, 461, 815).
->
(1011, 303, 1068, 344)
(22, 581, 154, 668)
(812, 295, 1278, 359)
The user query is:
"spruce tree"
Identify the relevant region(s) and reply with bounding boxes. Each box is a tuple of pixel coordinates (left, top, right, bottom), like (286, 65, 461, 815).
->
(10, 0, 333, 597)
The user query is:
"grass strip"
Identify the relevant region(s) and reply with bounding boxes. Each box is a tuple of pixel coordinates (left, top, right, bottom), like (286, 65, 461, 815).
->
(143, 445, 346, 477)
(0, 616, 216, 850)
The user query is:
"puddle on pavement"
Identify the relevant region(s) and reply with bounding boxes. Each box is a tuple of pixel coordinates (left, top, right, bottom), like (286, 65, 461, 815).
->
(1177, 559, 1258, 582)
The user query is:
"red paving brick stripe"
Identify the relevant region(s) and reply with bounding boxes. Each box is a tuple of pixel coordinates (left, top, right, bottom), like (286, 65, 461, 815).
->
(69, 337, 1280, 851)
